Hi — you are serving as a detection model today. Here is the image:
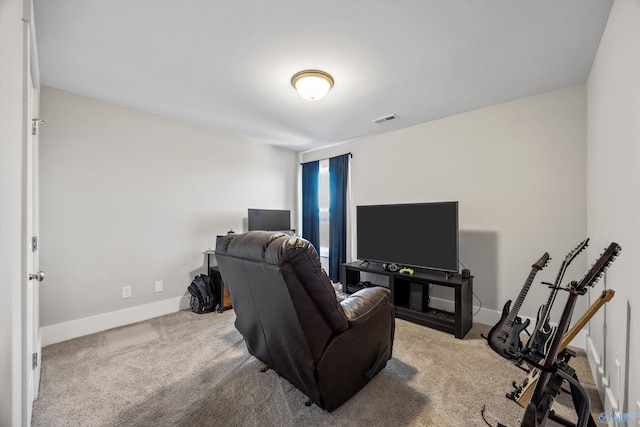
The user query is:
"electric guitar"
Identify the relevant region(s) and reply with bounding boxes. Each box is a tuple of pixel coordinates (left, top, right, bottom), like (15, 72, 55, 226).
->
(509, 288, 614, 407)
(522, 238, 589, 364)
(521, 242, 621, 427)
(487, 252, 550, 359)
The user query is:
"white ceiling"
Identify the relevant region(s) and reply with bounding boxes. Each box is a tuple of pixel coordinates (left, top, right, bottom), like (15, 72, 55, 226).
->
(34, 0, 613, 152)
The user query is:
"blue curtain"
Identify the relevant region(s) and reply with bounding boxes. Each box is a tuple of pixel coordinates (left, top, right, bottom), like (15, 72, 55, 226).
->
(329, 154, 349, 282)
(301, 161, 320, 252)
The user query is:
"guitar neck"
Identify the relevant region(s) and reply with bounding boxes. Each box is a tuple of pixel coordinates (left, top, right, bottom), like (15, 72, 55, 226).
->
(535, 262, 568, 332)
(559, 289, 615, 350)
(506, 268, 539, 324)
(535, 239, 589, 334)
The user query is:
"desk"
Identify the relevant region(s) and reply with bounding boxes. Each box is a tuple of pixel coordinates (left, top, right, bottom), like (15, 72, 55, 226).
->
(204, 250, 232, 312)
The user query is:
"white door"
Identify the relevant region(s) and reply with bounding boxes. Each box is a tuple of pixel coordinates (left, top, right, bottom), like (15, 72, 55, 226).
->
(24, 4, 42, 424)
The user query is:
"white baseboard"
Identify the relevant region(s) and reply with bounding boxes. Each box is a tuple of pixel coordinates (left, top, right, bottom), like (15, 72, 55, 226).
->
(471, 304, 506, 328)
(430, 295, 512, 327)
(41, 295, 191, 346)
(429, 296, 588, 350)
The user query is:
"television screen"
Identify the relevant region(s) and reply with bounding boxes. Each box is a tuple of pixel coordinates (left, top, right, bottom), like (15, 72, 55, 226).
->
(248, 208, 291, 232)
(356, 202, 458, 272)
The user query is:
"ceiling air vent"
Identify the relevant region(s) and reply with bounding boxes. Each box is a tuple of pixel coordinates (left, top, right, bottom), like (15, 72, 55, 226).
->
(372, 114, 398, 124)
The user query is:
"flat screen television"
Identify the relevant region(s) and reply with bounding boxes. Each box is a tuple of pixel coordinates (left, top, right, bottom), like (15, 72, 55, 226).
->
(248, 208, 291, 232)
(356, 201, 459, 273)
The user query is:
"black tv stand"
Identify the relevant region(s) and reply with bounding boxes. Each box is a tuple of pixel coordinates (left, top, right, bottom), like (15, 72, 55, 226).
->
(341, 261, 473, 339)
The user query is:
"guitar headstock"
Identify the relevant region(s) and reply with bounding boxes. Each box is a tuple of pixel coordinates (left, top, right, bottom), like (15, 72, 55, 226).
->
(565, 238, 590, 265)
(574, 242, 621, 294)
(532, 252, 551, 270)
(601, 289, 615, 302)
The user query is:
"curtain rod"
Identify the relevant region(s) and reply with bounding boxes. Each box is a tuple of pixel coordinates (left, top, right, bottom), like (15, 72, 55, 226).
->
(300, 152, 352, 165)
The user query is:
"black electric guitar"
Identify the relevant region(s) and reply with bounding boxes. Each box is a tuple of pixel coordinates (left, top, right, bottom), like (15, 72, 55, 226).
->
(487, 252, 550, 359)
(521, 238, 589, 364)
(522, 242, 621, 427)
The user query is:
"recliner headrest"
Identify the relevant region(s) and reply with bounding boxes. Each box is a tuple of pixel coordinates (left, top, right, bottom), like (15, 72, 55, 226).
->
(217, 231, 288, 262)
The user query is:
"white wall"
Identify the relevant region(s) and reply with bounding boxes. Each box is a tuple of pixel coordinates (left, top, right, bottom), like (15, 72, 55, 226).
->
(586, 0, 640, 418)
(39, 87, 298, 339)
(302, 85, 589, 328)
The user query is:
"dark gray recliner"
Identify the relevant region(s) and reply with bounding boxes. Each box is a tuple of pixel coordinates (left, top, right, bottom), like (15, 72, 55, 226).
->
(215, 231, 395, 412)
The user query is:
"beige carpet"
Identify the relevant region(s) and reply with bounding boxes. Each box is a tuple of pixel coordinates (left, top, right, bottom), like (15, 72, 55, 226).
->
(32, 310, 602, 426)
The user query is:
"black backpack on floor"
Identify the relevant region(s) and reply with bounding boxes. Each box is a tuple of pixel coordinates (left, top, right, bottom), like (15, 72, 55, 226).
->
(188, 274, 218, 313)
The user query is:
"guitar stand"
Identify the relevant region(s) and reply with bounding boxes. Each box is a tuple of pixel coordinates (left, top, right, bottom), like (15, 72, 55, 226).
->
(514, 361, 530, 374)
(548, 366, 596, 427)
(506, 357, 556, 404)
(541, 281, 567, 291)
(513, 346, 550, 373)
(522, 360, 596, 427)
(513, 348, 544, 373)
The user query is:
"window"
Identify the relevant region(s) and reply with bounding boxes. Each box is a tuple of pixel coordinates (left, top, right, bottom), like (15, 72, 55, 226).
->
(318, 159, 330, 269)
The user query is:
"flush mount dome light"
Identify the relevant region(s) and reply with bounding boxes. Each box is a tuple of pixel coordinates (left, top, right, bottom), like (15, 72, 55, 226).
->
(291, 70, 334, 101)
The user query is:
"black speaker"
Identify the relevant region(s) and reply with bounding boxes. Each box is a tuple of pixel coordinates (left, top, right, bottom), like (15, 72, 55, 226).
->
(461, 269, 470, 279)
(409, 283, 429, 312)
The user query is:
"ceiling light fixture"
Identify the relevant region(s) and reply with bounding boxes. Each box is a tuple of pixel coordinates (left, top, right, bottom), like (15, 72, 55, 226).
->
(291, 70, 334, 101)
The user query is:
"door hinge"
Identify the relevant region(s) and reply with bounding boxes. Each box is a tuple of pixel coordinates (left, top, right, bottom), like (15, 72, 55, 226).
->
(32, 236, 38, 252)
(32, 118, 45, 135)
(32, 353, 38, 369)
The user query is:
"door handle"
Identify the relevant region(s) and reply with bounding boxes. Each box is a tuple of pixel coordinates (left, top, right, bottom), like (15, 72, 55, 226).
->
(29, 271, 45, 282)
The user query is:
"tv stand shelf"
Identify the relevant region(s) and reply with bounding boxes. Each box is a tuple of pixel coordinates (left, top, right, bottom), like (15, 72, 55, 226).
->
(341, 262, 473, 339)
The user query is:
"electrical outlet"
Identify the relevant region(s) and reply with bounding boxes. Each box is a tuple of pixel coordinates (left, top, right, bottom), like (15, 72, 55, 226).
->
(155, 280, 163, 293)
(122, 286, 132, 298)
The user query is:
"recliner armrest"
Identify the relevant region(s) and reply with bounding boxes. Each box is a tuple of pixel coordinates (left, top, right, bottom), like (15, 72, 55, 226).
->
(340, 287, 391, 326)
